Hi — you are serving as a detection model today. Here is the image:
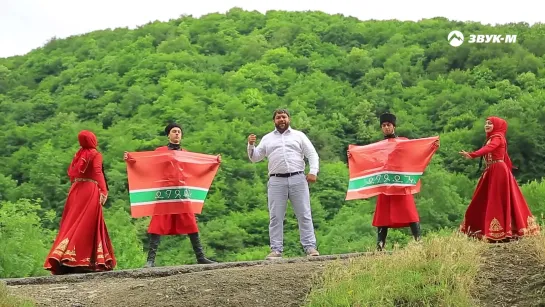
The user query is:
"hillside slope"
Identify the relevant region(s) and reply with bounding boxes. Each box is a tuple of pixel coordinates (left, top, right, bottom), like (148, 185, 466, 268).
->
(4, 253, 363, 307)
(4, 237, 545, 307)
(1, 8, 545, 279)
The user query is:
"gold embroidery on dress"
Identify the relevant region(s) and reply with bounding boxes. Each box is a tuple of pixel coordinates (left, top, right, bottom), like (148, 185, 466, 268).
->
(528, 216, 536, 229)
(62, 245, 77, 263)
(486, 217, 507, 239)
(527, 216, 540, 234)
(63, 256, 77, 262)
(489, 232, 505, 239)
(65, 246, 76, 257)
(97, 243, 104, 259)
(485, 139, 492, 163)
(52, 238, 69, 256)
(489, 218, 503, 232)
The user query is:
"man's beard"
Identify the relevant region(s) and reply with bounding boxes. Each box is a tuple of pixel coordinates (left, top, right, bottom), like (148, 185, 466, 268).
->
(275, 122, 288, 132)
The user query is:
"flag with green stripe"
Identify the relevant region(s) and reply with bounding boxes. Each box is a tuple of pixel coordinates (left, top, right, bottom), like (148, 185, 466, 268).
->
(346, 136, 439, 200)
(125, 150, 221, 218)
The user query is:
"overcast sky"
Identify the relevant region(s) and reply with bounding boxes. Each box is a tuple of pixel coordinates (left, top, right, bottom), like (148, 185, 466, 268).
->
(0, 0, 542, 58)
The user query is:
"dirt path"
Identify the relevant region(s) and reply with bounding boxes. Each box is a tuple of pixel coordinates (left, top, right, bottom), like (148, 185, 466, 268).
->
(4, 253, 367, 307)
(473, 240, 545, 307)
(8, 241, 545, 307)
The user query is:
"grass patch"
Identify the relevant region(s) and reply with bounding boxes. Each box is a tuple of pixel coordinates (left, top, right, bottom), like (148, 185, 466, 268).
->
(0, 282, 34, 307)
(305, 232, 488, 307)
(526, 220, 545, 264)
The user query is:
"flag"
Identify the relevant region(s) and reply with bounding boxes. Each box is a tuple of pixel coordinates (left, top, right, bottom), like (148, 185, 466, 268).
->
(126, 150, 221, 218)
(346, 136, 439, 200)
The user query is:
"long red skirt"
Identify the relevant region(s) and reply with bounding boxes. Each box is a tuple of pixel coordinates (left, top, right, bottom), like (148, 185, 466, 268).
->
(44, 181, 116, 274)
(372, 194, 420, 228)
(148, 213, 198, 235)
(460, 162, 540, 241)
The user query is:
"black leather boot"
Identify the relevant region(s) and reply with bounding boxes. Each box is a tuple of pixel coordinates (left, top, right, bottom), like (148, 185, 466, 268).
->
(145, 234, 161, 268)
(188, 232, 216, 264)
(377, 227, 388, 251)
(409, 222, 422, 241)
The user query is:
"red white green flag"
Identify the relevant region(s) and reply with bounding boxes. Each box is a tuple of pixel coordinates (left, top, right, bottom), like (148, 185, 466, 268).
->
(346, 136, 439, 200)
(126, 150, 221, 218)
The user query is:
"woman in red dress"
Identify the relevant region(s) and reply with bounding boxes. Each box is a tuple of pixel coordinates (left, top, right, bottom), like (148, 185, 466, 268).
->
(459, 116, 540, 242)
(44, 130, 116, 274)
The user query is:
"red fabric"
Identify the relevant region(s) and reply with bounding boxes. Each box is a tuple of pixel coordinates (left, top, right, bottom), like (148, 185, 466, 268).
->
(44, 136, 116, 274)
(373, 193, 419, 228)
(68, 131, 99, 180)
(472, 116, 514, 170)
(346, 136, 438, 200)
(370, 136, 420, 227)
(147, 146, 199, 235)
(460, 117, 540, 241)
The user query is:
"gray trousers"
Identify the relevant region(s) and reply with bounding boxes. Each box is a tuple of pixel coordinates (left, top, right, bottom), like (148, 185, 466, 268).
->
(267, 173, 317, 252)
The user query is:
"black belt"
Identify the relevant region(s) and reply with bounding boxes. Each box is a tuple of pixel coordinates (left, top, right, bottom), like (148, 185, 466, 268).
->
(269, 171, 303, 177)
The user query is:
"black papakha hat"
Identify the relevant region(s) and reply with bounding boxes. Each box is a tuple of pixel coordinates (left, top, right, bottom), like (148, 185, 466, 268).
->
(379, 113, 396, 126)
(164, 123, 182, 136)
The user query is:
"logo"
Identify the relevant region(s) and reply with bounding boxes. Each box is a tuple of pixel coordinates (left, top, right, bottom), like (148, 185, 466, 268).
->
(448, 30, 517, 47)
(448, 30, 464, 47)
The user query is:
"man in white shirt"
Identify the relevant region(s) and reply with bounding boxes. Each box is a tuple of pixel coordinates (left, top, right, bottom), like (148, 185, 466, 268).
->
(247, 109, 320, 260)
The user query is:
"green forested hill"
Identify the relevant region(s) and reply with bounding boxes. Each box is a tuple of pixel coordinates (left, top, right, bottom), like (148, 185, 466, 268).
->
(1, 8, 545, 278)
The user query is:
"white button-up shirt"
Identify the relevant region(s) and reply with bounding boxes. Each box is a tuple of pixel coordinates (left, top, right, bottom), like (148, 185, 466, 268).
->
(247, 127, 319, 175)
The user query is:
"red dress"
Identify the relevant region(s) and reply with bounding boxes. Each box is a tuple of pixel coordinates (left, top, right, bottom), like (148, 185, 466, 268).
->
(460, 123, 540, 241)
(44, 149, 116, 274)
(147, 146, 199, 235)
(372, 137, 420, 228)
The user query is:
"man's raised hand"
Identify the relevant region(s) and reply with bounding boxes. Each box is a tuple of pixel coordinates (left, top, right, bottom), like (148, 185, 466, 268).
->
(248, 134, 257, 145)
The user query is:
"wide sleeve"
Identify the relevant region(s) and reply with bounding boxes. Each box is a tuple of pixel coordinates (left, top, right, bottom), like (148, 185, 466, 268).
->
(468, 136, 502, 158)
(92, 153, 108, 196)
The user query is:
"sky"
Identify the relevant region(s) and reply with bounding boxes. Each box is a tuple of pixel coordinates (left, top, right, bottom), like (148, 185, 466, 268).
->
(0, 0, 542, 58)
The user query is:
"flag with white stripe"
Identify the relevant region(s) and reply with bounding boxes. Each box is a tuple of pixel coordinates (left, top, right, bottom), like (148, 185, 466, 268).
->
(346, 136, 438, 200)
(126, 150, 221, 217)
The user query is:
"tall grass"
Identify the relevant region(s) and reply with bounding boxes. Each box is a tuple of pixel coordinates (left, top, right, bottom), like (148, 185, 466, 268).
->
(305, 232, 487, 307)
(0, 282, 34, 307)
(525, 217, 545, 264)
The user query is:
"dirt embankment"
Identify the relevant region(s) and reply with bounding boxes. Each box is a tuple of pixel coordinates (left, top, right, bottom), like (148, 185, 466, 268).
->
(5, 241, 545, 307)
(4, 253, 367, 307)
(473, 240, 545, 307)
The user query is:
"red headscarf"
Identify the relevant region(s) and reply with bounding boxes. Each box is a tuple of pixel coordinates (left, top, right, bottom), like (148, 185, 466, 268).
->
(485, 116, 514, 170)
(67, 130, 99, 178)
